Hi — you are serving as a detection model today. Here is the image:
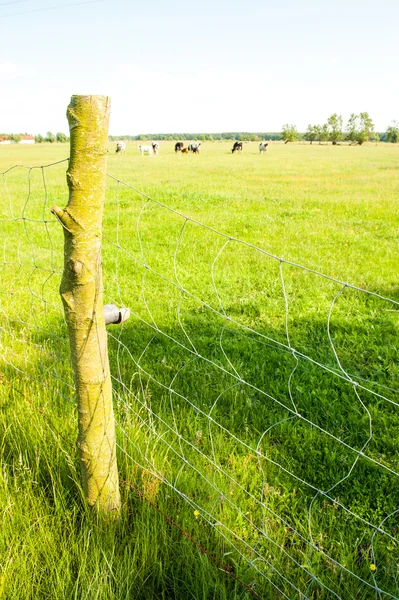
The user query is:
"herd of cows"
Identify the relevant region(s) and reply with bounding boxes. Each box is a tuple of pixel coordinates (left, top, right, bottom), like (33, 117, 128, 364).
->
(115, 140, 269, 155)
(174, 142, 202, 154)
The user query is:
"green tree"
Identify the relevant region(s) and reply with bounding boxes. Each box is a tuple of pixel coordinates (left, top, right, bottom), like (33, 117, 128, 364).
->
(35, 134, 44, 143)
(346, 113, 358, 144)
(10, 134, 21, 143)
(327, 113, 343, 144)
(305, 124, 318, 144)
(319, 123, 329, 144)
(346, 112, 374, 145)
(372, 132, 380, 144)
(358, 112, 374, 144)
(46, 131, 56, 143)
(386, 121, 399, 143)
(281, 124, 298, 143)
(56, 132, 68, 143)
(312, 125, 322, 144)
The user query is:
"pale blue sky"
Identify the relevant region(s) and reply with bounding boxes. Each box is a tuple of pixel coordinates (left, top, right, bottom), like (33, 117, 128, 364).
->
(1, 0, 398, 135)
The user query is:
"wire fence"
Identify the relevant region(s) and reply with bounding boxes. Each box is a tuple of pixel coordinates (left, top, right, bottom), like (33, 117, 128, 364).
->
(1, 159, 399, 599)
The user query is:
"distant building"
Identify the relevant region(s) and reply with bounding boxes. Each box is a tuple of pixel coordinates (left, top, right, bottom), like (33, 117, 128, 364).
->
(0, 135, 35, 144)
(19, 135, 35, 144)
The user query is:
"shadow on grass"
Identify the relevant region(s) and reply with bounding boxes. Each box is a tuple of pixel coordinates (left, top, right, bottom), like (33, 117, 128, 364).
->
(104, 297, 399, 600)
(2, 291, 399, 599)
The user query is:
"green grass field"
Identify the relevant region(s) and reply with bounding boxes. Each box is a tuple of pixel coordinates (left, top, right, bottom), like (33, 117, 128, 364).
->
(1, 141, 399, 599)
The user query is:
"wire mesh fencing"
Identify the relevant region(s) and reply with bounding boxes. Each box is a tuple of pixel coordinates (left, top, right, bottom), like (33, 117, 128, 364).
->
(1, 159, 399, 599)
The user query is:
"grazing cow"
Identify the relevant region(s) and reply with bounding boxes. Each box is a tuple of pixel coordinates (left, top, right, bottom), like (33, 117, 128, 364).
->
(258, 142, 269, 154)
(152, 142, 160, 155)
(232, 141, 243, 153)
(181, 147, 189, 154)
(188, 142, 201, 154)
(138, 144, 153, 155)
(116, 141, 126, 154)
(175, 142, 184, 153)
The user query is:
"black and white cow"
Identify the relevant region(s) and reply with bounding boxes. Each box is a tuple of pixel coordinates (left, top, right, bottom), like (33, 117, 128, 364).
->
(232, 141, 243, 153)
(116, 141, 126, 154)
(175, 142, 184, 153)
(258, 142, 269, 154)
(188, 142, 201, 154)
(152, 142, 160, 155)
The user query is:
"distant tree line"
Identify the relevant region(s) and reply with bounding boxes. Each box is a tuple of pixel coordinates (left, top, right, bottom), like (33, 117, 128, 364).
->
(0, 132, 40, 143)
(5, 120, 399, 146)
(0, 132, 69, 143)
(35, 132, 69, 143)
(0, 133, 24, 143)
(282, 114, 399, 145)
(109, 132, 281, 142)
(109, 119, 399, 145)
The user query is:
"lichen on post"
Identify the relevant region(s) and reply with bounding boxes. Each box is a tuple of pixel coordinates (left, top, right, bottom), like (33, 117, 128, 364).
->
(51, 95, 120, 515)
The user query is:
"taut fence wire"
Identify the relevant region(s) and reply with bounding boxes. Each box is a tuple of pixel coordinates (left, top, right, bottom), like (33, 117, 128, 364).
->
(1, 159, 399, 599)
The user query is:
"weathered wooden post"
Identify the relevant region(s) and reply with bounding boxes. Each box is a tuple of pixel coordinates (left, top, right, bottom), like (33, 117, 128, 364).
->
(51, 95, 120, 515)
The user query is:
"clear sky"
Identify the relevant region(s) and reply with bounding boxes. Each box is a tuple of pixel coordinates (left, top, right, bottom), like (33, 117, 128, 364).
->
(1, 0, 398, 135)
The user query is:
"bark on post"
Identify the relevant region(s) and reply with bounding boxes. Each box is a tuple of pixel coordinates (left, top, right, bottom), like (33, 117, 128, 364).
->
(51, 95, 120, 514)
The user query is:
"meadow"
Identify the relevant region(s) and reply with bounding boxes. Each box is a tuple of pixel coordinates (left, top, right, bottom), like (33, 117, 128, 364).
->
(1, 140, 399, 599)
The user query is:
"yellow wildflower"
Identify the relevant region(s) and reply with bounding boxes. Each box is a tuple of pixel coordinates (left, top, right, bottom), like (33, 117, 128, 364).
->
(370, 564, 377, 572)
(193, 510, 200, 518)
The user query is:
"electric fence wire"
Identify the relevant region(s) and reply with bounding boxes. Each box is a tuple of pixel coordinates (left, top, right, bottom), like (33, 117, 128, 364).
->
(105, 173, 399, 599)
(1, 160, 399, 599)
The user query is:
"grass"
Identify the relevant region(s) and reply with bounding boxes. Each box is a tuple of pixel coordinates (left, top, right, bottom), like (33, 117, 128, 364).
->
(1, 140, 399, 599)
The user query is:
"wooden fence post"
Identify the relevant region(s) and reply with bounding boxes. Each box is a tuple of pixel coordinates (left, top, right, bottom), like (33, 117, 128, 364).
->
(51, 95, 120, 515)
